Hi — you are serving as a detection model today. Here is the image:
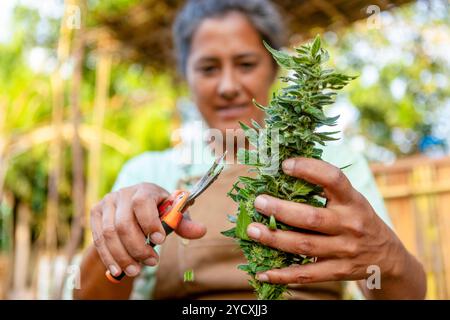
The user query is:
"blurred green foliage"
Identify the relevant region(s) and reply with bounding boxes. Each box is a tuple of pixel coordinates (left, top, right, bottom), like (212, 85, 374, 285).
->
(0, 3, 176, 250)
(327, 0, 450, 156)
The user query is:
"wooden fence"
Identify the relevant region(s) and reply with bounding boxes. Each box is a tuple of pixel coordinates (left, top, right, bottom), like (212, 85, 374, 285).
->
(371, 155, 450, 300)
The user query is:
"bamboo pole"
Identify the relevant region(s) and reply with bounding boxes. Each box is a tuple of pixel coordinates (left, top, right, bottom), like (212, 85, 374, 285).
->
(10, 204, 31, 299)
(0, 99, 7, 205)
(56, 0, 86, 299)
(44, 0, 73, 298)
(0, 99, 13, 298)
(84, 36, 112, 246)
(0, 192, 14, 299)
(0, 155, 9, 209)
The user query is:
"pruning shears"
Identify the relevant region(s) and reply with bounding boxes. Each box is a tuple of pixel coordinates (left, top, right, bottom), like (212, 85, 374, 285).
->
(105, 151, 227, 283)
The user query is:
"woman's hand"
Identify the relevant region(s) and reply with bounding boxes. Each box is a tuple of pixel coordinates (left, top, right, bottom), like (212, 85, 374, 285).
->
(246, 157, 426, 299)
(90, 183, 207, 279)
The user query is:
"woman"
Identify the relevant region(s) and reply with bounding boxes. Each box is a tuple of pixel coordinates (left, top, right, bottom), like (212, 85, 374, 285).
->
(74, 0, 426, 300)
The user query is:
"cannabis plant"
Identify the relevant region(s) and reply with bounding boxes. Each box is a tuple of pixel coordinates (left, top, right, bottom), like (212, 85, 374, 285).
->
(222, 36, 356, 300)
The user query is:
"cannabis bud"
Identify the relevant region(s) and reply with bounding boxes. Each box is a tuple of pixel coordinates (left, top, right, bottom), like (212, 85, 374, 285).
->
(222, 35, 356, 300)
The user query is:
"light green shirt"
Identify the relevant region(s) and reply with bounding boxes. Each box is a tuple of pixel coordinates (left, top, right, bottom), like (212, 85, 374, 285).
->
(110, 141, 392, 300)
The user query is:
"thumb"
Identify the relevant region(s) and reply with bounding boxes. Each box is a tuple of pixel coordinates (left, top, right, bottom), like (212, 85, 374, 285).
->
(174, 211, 207, 239)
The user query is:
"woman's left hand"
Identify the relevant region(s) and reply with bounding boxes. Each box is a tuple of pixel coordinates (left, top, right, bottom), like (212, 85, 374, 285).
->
(246, 157, 425, 298)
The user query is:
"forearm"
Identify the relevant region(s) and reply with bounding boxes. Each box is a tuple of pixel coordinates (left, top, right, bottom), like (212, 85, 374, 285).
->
(73, 245, 134, 300)
(358, 245, 427, 300)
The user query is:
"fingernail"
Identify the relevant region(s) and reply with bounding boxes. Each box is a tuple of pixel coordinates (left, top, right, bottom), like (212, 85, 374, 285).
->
(109, 265, 119, 276)
(247, 226, 261, 240)
(257, 273, 269, 282)
(151, 232, 164, 244)
(125, 265, 139, 277)
(282, 159, 295, 174)
(143, 257, 158, 266)
(254, 196, 268, 211)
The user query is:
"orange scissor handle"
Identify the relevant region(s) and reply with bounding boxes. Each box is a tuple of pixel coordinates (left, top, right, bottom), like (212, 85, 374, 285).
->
(158, 190, 190, 230)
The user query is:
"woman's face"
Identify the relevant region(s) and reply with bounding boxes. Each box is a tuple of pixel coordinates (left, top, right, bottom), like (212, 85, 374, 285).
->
(186, 11, 277, 134)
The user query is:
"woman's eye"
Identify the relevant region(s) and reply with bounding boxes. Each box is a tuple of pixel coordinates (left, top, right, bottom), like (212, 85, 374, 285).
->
(239, 62, 256, 71)
(198, 66, 218, 75)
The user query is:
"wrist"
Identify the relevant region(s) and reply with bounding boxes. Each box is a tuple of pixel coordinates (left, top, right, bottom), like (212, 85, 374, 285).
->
(364, 224, 426, 299)
(381, 235, 409, 282)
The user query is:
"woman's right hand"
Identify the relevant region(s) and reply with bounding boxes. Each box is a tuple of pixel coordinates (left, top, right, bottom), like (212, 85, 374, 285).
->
(90, 182, 207, 278)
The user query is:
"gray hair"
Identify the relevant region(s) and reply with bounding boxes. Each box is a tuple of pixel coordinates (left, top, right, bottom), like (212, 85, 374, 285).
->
(173, 0, 287, 77)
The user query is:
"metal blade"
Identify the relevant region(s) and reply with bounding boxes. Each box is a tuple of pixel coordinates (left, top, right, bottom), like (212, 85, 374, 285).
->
(188, 165, 224, 202)
(181, 151, 227, 210)
(191, 151, 226, 195)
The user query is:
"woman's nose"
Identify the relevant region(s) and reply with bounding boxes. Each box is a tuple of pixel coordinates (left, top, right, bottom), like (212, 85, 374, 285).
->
(218, 68, 240, 100)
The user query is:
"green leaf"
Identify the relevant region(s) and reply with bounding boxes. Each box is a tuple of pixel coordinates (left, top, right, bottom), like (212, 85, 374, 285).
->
(291, 179, 315, 196)
(340, 163, 353, 170)
(183, 269, 194, 282)
(252, 98, 266, 111)
(311, 35, 321, 57)
(239, 122, 259, 146)
(237, 148, 259, 165)
(304, 105, 326, 120)
(318, 115, 340, 126)
(315, 131, 340, 141)
(263, 41, 293, 69)
(227, 191, 239, 202)
(269, 215, 277, 230)
(221, 227, 237, 238)
(251, 119, 262, 129)
(236, 202, 252, 240)
(238, 264, 252, 273)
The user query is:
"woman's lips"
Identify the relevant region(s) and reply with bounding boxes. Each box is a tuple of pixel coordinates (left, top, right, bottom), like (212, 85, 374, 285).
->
(215, 104, 250, 120)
